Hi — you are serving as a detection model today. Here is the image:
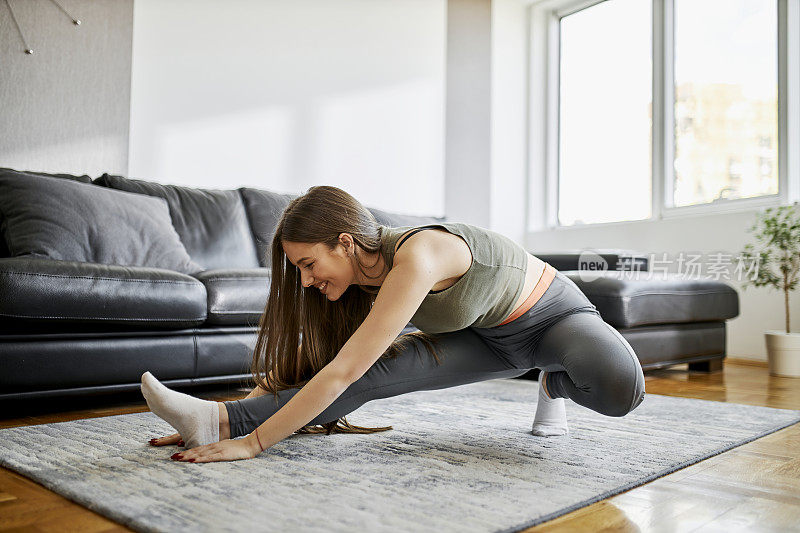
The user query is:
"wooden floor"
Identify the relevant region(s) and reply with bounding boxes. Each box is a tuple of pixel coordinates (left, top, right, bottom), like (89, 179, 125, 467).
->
(0, 359, 798, 532)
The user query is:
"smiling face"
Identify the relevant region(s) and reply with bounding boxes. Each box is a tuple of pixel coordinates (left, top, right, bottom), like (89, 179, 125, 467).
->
(282, 238, 354, 300)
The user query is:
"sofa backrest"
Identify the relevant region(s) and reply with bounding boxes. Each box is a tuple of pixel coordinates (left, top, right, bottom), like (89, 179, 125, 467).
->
(367, 206, 446, 228)
(0, 167, 93, 184)
(238, 187, 297, 267)
(94, 174, 260, 271)
(239, 186, 447, 268)
(0, 166, 448, 269)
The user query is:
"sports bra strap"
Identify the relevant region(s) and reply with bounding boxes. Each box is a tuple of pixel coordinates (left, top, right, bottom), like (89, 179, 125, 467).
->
(394, 226, 446, 294)
(395, 228, 429, 252)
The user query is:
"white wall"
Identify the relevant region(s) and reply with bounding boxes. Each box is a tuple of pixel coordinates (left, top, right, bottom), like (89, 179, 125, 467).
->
(441, 0, 529, 243)
(129, 0, 445, 216)
(445, 0, 492, 227)
(490, 0, 528, 244)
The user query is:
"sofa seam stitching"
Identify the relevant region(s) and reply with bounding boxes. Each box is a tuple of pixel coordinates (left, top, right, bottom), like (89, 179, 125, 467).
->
(0, 271, 199, 284)
(192, 333, 198, 379)
(0, 312, 205, 321)
(201, 277, 269, 282)
(208, 309, 261, 314)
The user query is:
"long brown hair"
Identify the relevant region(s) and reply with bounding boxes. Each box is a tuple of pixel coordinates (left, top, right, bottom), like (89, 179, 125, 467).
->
(249, 185, 444, 436)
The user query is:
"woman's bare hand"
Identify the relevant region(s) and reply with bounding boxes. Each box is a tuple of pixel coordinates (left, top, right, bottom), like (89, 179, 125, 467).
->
(170, 436, 261, 463)
(148, 432, 184, 447)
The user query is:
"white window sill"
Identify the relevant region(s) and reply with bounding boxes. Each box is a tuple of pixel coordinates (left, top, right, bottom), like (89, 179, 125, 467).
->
(539, 194, 787, 232)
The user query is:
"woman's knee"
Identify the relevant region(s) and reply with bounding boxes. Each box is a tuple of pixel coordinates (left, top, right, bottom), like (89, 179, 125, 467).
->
(589, 343, 646, 417)
(539, 312, 646, 417)
(600, 323, 646, 416)
(595, 372, 645, 417)
(548, 366, 644, 417)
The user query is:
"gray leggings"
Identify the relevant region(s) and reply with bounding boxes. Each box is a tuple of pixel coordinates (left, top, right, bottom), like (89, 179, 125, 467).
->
(224, 271, 646, 438)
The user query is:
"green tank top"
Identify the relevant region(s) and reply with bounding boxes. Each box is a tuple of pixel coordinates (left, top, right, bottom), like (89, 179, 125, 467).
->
(379, 222, 529, 333)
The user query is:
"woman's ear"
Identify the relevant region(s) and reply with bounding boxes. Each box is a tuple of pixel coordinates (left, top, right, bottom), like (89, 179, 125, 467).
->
(338, 232, 355, 253)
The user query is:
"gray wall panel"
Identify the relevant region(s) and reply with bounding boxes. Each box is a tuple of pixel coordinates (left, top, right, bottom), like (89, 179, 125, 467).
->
(0, 0, 132, 176)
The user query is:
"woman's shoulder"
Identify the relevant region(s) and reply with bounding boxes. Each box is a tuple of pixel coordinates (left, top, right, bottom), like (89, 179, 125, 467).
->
(389, 224, 459, 254)
(390, 225, 473, 282)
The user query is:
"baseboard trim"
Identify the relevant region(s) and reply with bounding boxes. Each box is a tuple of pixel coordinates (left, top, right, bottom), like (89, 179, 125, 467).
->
(726, 357, 768, 367)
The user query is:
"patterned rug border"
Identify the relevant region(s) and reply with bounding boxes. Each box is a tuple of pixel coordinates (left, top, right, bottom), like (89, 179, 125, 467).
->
(499, 412, 800, 532)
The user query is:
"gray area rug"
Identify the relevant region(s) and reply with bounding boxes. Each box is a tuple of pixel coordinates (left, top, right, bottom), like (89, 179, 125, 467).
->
(1, 378, 799, 533)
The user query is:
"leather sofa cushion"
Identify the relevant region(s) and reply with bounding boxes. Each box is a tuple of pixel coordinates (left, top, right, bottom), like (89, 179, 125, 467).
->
(0, 168, 93, 259)
(564, 270, 740, 328)
(193, 269, 271, 326)
(0, 169, 201, 274)
(96, 174, 260, 271)
(0, 256, 207, 327)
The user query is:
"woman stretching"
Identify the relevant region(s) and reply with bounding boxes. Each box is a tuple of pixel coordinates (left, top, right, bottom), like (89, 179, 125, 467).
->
(141, 186, 646, 463)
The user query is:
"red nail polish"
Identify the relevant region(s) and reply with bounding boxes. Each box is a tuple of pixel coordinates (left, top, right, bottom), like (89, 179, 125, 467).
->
(188, 458, 195, 462)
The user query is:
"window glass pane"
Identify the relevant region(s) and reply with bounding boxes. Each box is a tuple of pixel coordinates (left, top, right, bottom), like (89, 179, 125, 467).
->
(558, 0, 652, 226)
(673, 0, 778, 207)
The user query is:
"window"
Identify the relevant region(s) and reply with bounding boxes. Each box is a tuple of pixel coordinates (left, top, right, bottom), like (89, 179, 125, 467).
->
(672, 0, 778, 207)
(557, 0, 652, 225)
(545, 0, 784, 228)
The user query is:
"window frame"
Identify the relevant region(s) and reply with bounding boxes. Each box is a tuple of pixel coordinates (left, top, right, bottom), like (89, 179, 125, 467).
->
(528, 0, 800, 230)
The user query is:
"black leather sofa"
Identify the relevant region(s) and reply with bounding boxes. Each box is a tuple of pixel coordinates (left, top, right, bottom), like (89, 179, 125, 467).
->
(0, 168, 739, 401)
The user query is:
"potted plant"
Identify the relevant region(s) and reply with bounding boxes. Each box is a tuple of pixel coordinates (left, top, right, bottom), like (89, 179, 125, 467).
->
(741, 203, 800, 377)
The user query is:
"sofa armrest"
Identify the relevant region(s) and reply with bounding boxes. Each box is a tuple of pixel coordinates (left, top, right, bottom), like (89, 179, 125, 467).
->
(531, 250, 649, 272)
(0, 255, 207, 327)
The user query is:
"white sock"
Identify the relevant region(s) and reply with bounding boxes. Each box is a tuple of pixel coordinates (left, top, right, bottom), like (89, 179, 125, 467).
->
(532, 371, 569, 437)
(140, 371, 220, 449)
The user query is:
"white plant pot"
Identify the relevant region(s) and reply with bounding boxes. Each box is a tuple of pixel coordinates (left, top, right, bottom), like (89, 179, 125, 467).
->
(765, 331, 800, 377)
